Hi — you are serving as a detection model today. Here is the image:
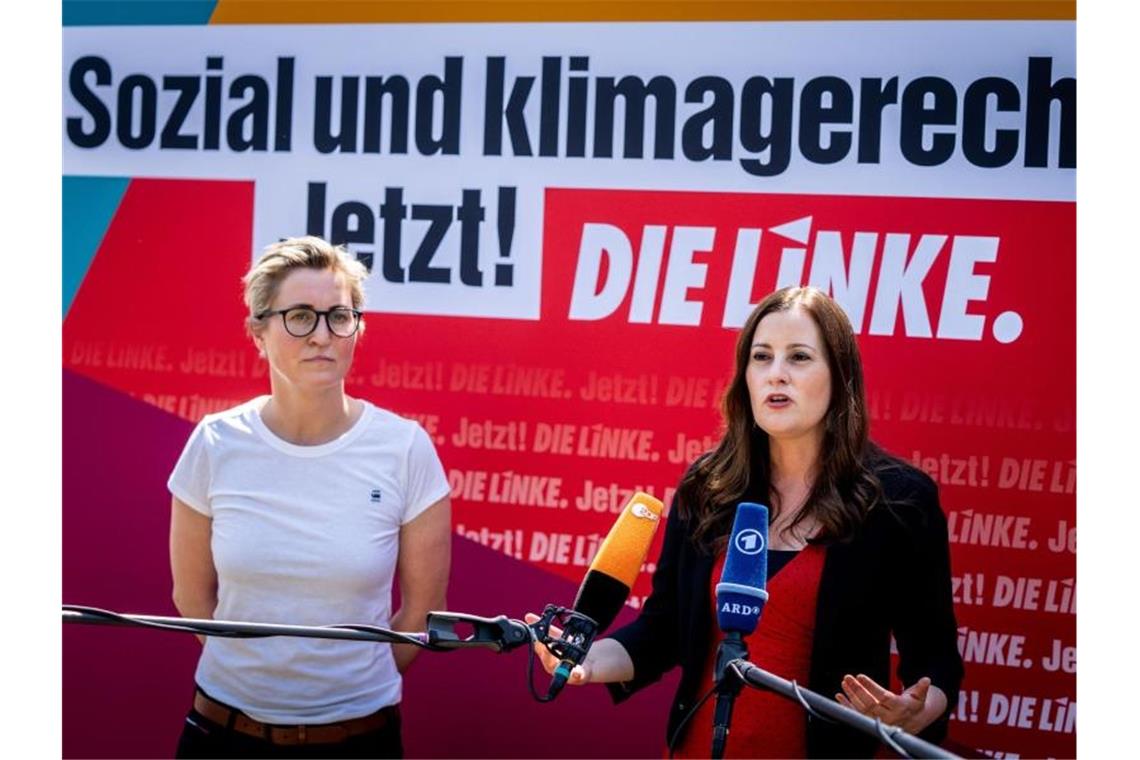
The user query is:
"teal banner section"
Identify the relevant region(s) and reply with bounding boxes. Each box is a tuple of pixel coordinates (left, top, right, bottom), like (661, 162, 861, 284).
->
(63, 175, 130, 317)
(64, 0, 217, 26)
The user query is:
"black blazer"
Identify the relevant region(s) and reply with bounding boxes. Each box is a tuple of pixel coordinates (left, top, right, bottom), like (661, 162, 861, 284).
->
(607, 460, 964, 758)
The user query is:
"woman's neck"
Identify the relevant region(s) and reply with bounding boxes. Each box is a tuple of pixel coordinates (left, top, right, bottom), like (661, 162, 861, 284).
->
(766, 432, 825, 549)
(260, 383, 360, 445)
(768, 429, 824, 489)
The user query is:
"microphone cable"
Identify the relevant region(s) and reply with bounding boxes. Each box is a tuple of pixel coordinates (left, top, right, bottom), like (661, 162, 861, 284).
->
(524, 604, 594, 703)
(667, 681, 719, 759)
(524, 623, 557, 703)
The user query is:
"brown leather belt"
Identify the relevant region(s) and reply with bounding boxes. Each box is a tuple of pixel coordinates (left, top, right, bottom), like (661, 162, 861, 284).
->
(193, 690, 397, 746)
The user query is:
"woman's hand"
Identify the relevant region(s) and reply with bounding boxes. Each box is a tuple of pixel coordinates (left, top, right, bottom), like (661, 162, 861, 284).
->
(169, 497, 218, 644)
(836, 674, 947, 735)
(524, 613, 592, 685)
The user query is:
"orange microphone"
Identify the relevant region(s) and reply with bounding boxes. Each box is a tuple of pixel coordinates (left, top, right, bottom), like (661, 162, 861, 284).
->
(546, 491, 665, 697)
(572, 491, 665, 628)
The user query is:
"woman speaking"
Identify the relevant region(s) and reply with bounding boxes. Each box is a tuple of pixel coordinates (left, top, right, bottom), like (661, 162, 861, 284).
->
(531, 286, 963, 758)
(167, 236, 451, 758)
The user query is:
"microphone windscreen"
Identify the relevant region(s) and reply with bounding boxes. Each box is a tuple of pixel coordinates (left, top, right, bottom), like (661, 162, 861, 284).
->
(715, 502, 769, 634)
(572, 492, 664, 630)
(589, 492, 665, 587)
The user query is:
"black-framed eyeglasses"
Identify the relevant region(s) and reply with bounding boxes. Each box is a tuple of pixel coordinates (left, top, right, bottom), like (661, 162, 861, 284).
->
(256, 307, 363, 338)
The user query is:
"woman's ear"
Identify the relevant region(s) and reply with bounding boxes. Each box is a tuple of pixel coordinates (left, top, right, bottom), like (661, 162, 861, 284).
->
(249, 321, 266, 358)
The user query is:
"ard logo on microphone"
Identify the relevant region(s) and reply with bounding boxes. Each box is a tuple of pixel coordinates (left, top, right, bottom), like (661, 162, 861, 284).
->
(720, 602, 762, 616)
(734, 529, 765, 555)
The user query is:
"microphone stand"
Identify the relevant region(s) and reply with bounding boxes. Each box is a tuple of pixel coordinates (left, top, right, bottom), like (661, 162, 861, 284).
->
(65, 604, 591, 704)
(65, 605, 580, 657)
(63, 605, 437, 647)
(711, 631, 748, 759)
(64, 605, 541, 652)
(727, 659, 961, 760)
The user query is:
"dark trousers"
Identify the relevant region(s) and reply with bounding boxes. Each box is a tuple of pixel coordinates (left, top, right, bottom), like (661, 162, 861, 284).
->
(175, 704, 403, 759)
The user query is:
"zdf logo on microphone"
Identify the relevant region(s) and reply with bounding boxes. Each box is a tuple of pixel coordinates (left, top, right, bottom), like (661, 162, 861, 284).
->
(631, 503, 659, 521)
(734, 529, 765, 555)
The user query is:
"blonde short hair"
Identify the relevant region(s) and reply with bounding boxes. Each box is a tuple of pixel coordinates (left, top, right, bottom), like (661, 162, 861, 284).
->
(243, 236, 368, 335)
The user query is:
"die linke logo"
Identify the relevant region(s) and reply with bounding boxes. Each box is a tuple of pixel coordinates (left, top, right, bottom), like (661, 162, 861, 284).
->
(734, 529, 765, 556)
(568, 214, 1021, 343)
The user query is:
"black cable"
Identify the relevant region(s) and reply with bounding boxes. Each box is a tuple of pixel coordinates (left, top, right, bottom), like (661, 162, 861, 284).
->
(667, 681, 718, 759)
(524, 623, 558, 703)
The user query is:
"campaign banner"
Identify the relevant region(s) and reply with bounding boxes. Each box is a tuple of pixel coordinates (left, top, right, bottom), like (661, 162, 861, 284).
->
(63, 19, 1074, 759)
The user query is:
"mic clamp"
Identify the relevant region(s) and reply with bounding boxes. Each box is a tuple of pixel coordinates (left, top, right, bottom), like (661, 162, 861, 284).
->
(425, 612, 532, 652)
(714, 630, 749, 684)
(530, 604, 598, 661)
(529, 604, 599, 700)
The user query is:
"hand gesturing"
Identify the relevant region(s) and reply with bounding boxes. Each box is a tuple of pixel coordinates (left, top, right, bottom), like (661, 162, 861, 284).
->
(836, 674, 936, 734)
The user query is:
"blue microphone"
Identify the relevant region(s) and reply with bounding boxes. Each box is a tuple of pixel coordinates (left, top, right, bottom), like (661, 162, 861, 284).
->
(710, 502, 770, 759)
(715, 502, 770, 634)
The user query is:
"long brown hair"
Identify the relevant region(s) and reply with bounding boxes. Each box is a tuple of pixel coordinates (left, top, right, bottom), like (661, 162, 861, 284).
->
(679, 287, 888, 551)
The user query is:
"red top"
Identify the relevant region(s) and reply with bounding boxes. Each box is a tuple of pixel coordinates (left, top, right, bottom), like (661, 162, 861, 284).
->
(673, 545, 826, 759)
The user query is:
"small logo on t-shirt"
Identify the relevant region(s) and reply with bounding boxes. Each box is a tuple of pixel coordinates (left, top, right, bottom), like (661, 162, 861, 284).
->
(370, 489, 382, 503)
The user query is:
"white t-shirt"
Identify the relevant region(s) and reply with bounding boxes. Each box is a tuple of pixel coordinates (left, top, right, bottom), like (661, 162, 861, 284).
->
(167, 397, 450, 724)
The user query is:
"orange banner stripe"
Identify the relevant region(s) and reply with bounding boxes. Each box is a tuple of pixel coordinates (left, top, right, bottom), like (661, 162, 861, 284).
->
(210, 1, 1075, 25)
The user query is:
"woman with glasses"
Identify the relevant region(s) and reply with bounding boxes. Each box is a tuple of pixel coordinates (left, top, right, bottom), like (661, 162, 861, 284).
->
(167, 236, 451, 758)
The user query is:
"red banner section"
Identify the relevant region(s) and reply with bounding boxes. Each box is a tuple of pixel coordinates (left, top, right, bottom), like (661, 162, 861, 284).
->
(64, 182, 1073, 758)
